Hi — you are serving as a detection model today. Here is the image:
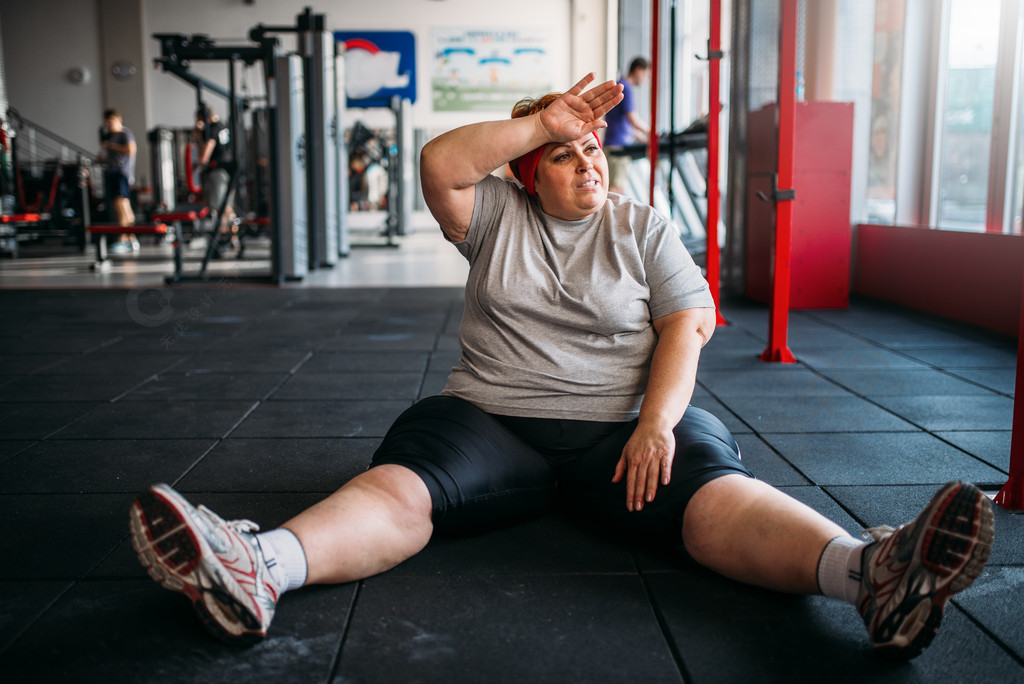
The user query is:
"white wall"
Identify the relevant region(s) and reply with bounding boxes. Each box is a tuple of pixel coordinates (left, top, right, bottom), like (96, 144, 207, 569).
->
(0, 0, 612, 183)
(1, 0, 105, 154)
(143, 0, 578, 137)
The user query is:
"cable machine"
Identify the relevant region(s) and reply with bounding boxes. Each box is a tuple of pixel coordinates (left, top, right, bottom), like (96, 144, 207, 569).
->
(151, 7, 348, 282)
(250, 7, 348, 264)
(152, 31, 288, 281)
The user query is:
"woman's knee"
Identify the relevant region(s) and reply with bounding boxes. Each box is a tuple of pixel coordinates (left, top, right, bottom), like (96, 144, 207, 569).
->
(357, 464, 434, 526)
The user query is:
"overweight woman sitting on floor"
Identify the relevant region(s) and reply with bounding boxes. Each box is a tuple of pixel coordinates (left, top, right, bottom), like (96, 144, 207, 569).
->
(130, 73, 993, 660)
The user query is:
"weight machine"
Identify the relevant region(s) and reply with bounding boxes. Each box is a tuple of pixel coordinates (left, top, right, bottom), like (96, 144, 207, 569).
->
(151, 7, 349, 282)
(152, 31, 285, 281)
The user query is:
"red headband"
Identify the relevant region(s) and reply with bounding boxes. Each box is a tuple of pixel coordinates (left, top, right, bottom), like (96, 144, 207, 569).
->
(510, 132, 602, 196)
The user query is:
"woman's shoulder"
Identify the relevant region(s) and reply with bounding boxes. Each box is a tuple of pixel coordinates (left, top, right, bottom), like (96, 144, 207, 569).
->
(604, 192, 667, 230)
(477, 173, 534, 215)
(480, 172, 528, 196)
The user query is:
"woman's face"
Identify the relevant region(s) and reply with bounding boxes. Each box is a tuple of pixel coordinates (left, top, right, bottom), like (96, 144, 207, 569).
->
(534, 134, 608, 221)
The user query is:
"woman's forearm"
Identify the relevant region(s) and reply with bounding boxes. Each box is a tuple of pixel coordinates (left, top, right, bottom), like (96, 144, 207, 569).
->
(637, 308, 716, 430)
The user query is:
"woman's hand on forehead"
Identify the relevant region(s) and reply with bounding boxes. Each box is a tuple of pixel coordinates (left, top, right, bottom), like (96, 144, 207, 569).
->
(539, 73, 624, 144)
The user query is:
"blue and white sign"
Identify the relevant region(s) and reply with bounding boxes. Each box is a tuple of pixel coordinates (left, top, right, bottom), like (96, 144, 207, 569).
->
(335, 31, 416, 108)
(432, 28, 552, 112)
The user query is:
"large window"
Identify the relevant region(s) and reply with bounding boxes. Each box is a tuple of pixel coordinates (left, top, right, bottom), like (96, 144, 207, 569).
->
(935, 0, 1001, 231)
(863, 0, 1022, 233)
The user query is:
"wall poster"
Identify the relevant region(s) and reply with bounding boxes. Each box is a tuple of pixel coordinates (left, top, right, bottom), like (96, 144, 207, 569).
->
(432, 28, 553, 113)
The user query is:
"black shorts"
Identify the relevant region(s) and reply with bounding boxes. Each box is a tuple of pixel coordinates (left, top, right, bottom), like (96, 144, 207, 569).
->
(104, 171, 130, 200)
(370, 396, 752, 545)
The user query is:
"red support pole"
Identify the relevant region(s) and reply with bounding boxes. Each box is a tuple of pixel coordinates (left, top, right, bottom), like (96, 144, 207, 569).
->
(706, 0, 727, 326)
(649, 0, 660, 207)
(994, 270, 1024, 510)
(760, 0, 797, 364)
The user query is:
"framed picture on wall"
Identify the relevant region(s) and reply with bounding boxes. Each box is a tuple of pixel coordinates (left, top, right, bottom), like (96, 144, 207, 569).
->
(432, 27, 553, 113)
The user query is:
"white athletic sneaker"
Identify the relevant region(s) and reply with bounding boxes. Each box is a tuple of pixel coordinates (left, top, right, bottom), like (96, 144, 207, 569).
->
(856, 480, 994, 659)
(129, 483, 281, 645)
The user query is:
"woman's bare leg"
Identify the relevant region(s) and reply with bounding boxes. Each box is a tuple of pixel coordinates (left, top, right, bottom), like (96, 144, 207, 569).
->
(282, 464, 434, 585)
(682, 474, 848, 594)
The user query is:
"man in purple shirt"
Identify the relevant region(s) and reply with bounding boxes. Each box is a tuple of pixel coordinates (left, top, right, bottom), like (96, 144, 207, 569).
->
(603, 57, 651, 194)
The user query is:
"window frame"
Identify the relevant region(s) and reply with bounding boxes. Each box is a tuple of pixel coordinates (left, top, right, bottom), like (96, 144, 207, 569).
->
(893, 0, 1024, 233)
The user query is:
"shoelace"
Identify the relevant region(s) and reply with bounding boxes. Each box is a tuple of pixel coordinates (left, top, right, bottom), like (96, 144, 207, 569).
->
(227, 519, 261, 535)
(197, 504, 261, 536)
(861, 526, 895, 542)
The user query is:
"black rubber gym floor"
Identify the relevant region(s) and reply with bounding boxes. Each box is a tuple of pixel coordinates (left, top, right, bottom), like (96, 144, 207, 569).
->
(1, 287, 1021, 682)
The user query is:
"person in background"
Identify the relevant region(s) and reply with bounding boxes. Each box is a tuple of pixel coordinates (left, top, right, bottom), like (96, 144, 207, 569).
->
(194, 106, 236, 255)
(603, 57, 651, 195)
(98, 108, 137, 253)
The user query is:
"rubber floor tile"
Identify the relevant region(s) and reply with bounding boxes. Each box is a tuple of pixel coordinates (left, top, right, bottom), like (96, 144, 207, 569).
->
(52, 401, 258, 439)
(178, 437, 379, 491)
(0, 493, 135, 580)
(302, 350, 429, 373)
(0, 580, 74, 652)
(34, 352, 187, 376)
(101, 332, 227, 354)
(854, 329, 986, 349)
(177, 351, 313, 374)
(0, 332, 123, 354)
(934, 430, 1012, 472)
(900, 346, 1017, 369)
(2, 354, 71, 374)
(0, 438, 216, 493)
(762, 432, 1007, 486)
(825, 368, 999, 397)
(391, 514, 636, 577)
(418, 371, 450, 399)
(688, 396, 750, 434)
(721, 395, 917, 433)
(272, 372, 422, 401)
(0, 373, 150, 402)
(776, 484, 864, 534)
(946, 367, 1016, 396)
(732, 433, 809, 486)
(0, 401, 99, 440)
(698, 367, 851, 397)
(795, 345, 929, 370)
(336, 573, 681, 683)
(427, 349, 460, 374)
(952, 566, 1024, 660)
(644, 568, 1024, 682)
(0, 440, 34, 462)
(229, 400, 410, 438)
(871, 395, 1013, 431)
(2, 580, 355, 682)
(320, 331, 440, 352)
(120, 372, 289, 401)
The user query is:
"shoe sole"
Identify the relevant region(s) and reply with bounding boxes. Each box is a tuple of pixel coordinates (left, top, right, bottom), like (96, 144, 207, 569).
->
(873, 481, 994, 659)
(129, 485, 267, 646)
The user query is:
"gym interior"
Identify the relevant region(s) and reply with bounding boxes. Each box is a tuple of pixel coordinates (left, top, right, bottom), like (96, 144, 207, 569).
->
(1, 0, 1022, 681)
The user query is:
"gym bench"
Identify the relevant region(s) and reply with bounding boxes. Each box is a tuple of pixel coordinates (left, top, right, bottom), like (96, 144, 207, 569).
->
(0, 213, 43, 256)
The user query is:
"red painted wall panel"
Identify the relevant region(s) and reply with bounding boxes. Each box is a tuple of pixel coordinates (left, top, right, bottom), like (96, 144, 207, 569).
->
(746, 102, 854, 309)
(853, 224, 1024, 336)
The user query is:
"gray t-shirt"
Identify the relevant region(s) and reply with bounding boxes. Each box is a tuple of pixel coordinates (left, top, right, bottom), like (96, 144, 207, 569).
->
(441, 174, 714, 421)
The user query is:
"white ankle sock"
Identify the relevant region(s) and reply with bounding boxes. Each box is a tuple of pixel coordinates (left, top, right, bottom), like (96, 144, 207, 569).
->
(816, 534, 868, 605)
(256, 528, 308, 593)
